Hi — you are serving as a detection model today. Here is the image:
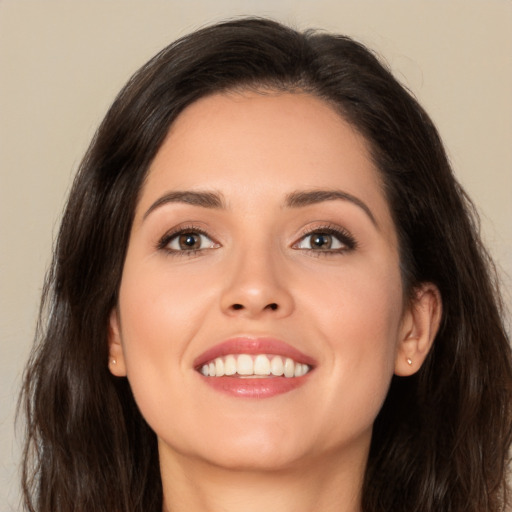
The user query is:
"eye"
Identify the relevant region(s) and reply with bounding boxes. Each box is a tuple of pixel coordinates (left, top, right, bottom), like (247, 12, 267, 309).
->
(293, 227, 356, 253)
(296, 233, 342, 250)
(159, 228, 219, 253)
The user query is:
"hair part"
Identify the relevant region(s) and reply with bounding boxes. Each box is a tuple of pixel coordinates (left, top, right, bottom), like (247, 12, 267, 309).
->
(20, 17, 512, 512)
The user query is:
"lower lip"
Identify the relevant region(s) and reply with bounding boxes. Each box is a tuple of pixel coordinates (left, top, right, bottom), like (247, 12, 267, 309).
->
(199, 374, 310, 398)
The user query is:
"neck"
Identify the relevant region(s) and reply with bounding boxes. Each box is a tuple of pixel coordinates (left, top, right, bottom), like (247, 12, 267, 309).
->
(160, 447, 366, 512)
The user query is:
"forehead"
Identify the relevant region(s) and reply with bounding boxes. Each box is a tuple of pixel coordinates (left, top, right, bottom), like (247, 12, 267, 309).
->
(138, 91, 393, 234)
(161, 90, 373, 173)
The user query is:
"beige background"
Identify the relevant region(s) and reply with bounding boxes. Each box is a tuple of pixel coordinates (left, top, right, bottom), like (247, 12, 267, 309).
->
(1, 0, 511, 508)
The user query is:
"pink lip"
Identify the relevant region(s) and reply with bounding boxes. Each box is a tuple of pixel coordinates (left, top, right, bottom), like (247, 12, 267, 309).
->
(193, 337, 316, 368)
(194, 337, 316, 399)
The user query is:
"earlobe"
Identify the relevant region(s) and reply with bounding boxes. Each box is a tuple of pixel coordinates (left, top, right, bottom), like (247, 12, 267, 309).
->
(108, 309, 127, 377)
(395, 283, 442, 376)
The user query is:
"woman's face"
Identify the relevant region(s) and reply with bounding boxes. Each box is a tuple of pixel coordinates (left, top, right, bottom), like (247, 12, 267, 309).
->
(109, 91, 421, 472)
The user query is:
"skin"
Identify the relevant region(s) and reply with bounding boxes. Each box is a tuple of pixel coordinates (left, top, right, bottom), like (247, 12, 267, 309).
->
(109, 91, 441, 512)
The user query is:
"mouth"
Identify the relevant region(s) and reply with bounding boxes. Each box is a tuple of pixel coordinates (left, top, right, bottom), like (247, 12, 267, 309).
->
(199, 354, 311, 378)
(194, 337, 315, 398)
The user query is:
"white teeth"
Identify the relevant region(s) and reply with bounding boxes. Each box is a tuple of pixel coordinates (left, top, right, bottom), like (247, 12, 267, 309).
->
(270, 356, 284, 376)
(254, 354, 271, 375)
(283, 358, 295, 378)
(224, 355, 236, 375)
(199, 354, 310, 378)
(237, 354, 254, 375)
(294, 363, 308, 377)
(215, 357, 225, 377)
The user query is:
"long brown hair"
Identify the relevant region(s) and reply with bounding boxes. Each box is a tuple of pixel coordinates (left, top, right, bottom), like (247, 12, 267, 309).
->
(20, 17, 512, 511)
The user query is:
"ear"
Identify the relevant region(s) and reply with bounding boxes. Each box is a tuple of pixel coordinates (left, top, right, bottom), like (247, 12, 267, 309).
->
(395, 283, 442, 376)
(108, 308, 127, 377)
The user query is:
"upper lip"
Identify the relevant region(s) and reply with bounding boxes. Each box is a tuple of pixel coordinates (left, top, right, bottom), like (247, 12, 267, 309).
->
(193, 337, 317, 369)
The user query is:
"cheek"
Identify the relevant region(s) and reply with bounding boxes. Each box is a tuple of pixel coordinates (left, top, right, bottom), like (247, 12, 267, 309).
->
(299, 257, 403, 426)
(119, 257, 211, 352)
(303, 253, 403, 344)
(115, 257, 214, 412)
(338, 270, 402, 372)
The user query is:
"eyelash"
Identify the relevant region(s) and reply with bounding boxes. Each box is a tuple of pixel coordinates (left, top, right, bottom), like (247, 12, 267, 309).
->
(157, 225, 218, 256)
(293, 224, 358, 256)
(156, 223, 358, 257)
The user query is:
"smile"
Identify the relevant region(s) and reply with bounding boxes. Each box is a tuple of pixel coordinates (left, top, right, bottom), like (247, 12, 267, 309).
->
(194, 337, 315, 398)
(200, 354, 311, 378)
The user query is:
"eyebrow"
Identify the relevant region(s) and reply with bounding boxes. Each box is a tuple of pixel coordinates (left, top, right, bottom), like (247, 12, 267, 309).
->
(143, 191, 225, 220)
(142, 188, 377, 227)
(285, 189, 378, 227)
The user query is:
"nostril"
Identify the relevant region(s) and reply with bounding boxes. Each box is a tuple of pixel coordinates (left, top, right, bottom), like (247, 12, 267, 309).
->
(230, 303, 278, 311)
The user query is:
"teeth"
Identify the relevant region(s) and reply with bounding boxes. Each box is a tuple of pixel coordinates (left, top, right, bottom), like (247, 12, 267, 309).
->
(254, 354, 270, 375)
(199, 354, 310, 378)
(224, 355, 236, 375)
(295, 363, 308, 377)
(284, 358, 295, 378)
(270, 356, 284, 376)
(215, 357, 225, 377)
(237, 354, 253, 375)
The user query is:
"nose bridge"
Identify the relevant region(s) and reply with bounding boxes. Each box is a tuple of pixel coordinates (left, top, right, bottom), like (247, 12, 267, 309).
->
(220, 235, 293, 317)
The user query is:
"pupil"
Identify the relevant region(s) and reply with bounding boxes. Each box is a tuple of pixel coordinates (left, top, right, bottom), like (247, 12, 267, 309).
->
(179, 233, 199, 249)
(312, 234, 332, 249)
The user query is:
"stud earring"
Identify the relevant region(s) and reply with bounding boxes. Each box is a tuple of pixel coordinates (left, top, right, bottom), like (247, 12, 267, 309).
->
(406, 358, 412, 366)
(111, 358, 117, 365)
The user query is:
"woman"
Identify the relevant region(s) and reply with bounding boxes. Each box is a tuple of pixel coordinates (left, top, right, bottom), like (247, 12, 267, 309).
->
(21, 17, 512, 512)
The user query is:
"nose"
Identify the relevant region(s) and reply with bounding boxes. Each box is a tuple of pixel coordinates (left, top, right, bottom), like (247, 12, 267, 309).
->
(219, 246, 294, 319)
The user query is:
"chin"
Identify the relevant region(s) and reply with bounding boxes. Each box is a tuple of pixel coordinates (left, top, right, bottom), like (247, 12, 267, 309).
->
(199, 444, 307, 473)
(159, 422, 313, 473)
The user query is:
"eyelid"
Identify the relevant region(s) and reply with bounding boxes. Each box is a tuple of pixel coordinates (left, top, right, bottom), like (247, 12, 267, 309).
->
(167, 232, 216, 251)
(157, 224, 220, 254)
(292, 224, 357, 253)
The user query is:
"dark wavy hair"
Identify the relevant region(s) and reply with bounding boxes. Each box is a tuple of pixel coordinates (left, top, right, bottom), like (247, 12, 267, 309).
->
(20, 17, 511, 512)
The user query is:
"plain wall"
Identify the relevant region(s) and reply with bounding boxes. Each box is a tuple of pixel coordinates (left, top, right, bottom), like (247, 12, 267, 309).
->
(1, 1, 511, 508)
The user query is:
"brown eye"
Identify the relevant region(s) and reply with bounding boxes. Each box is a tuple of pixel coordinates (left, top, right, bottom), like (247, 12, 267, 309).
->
(178, 233, 202, 250)
(310, 234, 333, 249)
(166, 231, 217, 252)
(295, 231, 345, 251)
